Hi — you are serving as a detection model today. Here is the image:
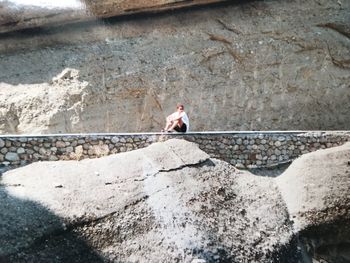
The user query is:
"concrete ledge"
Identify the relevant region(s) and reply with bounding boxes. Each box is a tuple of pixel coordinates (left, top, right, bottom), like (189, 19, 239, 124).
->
(1, 130, 349, 138)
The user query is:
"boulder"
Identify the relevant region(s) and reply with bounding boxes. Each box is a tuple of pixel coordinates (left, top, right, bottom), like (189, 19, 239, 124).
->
(276, 142, 350, 263)
(1, 140, 349, 262)
(1, 139, 296, 262)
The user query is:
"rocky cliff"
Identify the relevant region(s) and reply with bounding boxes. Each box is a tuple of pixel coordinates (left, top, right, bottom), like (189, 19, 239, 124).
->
(0, 0, 349, 134)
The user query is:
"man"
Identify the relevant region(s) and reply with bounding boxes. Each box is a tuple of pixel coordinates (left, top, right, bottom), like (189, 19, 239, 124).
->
(162, 103, 190, 132)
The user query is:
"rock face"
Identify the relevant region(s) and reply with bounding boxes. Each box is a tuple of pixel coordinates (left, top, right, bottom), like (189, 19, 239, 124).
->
(1, 139, 296, 262)
(1, 139, 349, 262)
(0, 70, 89, 134)
(0, 0, 349, 134)
(276, 142, 350, 263)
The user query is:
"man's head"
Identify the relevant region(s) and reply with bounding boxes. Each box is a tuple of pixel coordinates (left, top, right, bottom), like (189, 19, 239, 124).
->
(176, 103, 184, 111)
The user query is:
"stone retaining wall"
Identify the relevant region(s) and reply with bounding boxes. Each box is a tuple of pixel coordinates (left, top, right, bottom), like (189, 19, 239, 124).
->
(0, 132, 349, 169)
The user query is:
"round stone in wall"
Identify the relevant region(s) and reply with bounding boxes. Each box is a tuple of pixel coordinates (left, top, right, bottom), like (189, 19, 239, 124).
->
(275, 141, 282, 147)
(17, 148, 25, 154)
(0, 138, 5, 148)
(56, 141, 66, 148)
(5, 152, 19, 161)
(111, 136, 119, 144)
(278, 136, 286, 141)
(19, 137, 28, 143)
(66, 146, 74, 153)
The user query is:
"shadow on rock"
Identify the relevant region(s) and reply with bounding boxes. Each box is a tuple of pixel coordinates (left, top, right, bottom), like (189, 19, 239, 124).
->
(248, 162, 291, 177)
(298, 217, 350, 263)
(0, 178, 105, 263)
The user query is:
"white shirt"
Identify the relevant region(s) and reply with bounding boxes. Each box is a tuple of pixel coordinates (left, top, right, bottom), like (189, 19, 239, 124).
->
(182, 112, 190, 131)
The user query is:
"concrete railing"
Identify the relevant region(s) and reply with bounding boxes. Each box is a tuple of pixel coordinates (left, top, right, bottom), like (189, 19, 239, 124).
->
(0, 131, 349, 169)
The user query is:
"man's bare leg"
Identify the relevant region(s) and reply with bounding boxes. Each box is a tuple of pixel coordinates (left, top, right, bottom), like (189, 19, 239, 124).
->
(168, 119, 180, 131)
(162, 116, 173, 131)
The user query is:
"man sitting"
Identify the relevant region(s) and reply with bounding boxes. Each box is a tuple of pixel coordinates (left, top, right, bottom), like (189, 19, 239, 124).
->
(162, 103, 189, 133)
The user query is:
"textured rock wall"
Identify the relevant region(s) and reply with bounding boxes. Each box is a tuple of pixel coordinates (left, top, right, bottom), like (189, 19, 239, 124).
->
(276, 143, 350, 263)
(0, 0, 349, 134)
(0, 132, 349, 168)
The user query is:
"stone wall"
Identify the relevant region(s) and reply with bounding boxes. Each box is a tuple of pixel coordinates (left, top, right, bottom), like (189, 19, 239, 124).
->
(1, 132, 349, 169)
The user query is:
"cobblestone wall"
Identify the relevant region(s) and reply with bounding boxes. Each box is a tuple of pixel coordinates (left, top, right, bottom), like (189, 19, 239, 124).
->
(0, 132, 349, 169)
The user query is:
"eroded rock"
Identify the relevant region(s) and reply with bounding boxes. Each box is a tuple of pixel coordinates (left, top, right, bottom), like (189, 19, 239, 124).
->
(1, 139, 296, 262)
(1, 139, 349, 262)
(276, 142, 350, 263)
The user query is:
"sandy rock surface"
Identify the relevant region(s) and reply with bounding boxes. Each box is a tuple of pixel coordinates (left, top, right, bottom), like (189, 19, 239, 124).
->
(0, 69, 88, 134)
(1, 139, 349, 262)
(277, 142, 350, 231)
(1, 139, 296, 262)
(276, 142, 350, 263)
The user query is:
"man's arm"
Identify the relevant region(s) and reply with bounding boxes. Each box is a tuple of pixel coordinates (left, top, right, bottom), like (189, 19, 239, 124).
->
(172, 111, 184, 120)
